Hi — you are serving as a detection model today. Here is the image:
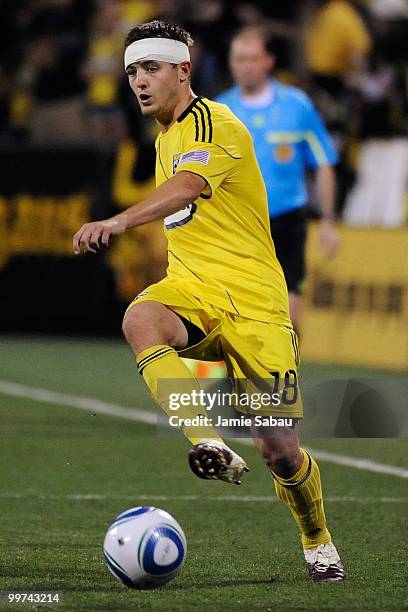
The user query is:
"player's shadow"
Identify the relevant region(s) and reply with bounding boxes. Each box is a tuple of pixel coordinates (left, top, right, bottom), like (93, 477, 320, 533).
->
(168, 577, 279, 590)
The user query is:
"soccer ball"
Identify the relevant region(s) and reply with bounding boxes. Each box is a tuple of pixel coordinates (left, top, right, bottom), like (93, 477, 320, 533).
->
(103, 506, 187, 589)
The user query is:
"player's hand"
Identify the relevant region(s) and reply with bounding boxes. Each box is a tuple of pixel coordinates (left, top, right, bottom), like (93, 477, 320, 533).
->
(318, 219, 339, 258)
(73, 217, 126, 255)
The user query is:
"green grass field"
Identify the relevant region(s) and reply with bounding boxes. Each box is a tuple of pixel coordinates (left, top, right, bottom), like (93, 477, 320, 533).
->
(0, 336, 407, 611)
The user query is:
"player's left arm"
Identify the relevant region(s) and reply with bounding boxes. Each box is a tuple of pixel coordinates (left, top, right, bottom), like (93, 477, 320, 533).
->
(73, 171, 206, 254)
(302, 98, 339, 258)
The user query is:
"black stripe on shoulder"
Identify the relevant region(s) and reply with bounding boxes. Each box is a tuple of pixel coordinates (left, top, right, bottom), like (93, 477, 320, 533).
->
(197, 99, 213, 143)
(177, 97, 200, 123)
(195, 103, 206, 142)
(190, 108, 200, 141)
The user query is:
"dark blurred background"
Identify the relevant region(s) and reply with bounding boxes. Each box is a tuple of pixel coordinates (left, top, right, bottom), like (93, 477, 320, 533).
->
(1, 1, 406, 147)
(0, 0, 407, 369)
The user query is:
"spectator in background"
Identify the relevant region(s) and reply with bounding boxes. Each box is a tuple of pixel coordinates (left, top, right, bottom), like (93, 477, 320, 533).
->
(252, 1, 304, 80)
(343, 3, 408, 227)
(304, 0, 373, 139)
(217, 27, 339, 336)
(178, 0, 241, 98)
(119, 0, 159, 31)
(303, 0, 374, 216)
(305, 0, 372, 91)
(0, 0, 26, 138)
(83, 0, 125, 145)
(18, 0, 92, 144)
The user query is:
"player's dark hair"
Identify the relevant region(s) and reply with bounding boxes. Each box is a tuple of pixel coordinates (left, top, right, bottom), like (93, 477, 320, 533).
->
(125, 20, 194, 50)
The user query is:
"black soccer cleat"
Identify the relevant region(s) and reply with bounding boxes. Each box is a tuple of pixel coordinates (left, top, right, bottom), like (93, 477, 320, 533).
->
(188, 440, 249, 485)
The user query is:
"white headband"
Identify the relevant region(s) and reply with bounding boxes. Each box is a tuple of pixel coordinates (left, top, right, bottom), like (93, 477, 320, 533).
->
(124, 37, 190, 69)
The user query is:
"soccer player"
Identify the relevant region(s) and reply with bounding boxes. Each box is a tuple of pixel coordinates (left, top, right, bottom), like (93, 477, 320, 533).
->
(73, 20, 345, 582)
(217, 27, 339, 335)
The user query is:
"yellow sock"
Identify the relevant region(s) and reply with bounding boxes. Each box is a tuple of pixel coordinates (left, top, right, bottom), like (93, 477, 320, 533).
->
(272, 449, 331, 549)
(136, 344, 224, 446)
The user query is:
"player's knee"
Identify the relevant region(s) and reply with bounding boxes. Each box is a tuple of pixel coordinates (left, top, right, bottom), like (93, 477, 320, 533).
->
(122, 302, 184, 353)
(122, 313, 136, 347)
(122, 305, 152, 349)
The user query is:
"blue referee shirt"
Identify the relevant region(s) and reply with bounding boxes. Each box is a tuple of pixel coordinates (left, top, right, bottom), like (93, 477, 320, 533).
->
(216, 80, 338, 218)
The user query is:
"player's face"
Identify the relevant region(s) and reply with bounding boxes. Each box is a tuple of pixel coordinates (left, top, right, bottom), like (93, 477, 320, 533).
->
(127, 60, 182, 119)
(230, 37, 274, 91)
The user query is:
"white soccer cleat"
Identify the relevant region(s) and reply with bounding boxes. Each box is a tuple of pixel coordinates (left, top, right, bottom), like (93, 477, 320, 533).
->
(304, 543, 346, 582)
(188, 440, 249, 485)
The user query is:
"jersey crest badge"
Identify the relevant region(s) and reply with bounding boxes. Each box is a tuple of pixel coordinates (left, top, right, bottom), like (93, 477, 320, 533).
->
(172, 153, 182, 174)
(274, 144, 295, 163)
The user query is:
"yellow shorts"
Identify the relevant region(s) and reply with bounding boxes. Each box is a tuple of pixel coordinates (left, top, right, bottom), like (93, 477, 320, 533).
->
(127, 279, 302, 418)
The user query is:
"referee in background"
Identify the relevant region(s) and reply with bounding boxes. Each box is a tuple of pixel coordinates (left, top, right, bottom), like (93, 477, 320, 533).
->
(217, 26, 339, 336)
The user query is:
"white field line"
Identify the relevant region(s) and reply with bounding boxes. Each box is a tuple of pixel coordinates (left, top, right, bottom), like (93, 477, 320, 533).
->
(1, 379, 407, 480)
(0, 493, 406, 503)
(239, 439, 408, 479)
(0, 379, 157, 424)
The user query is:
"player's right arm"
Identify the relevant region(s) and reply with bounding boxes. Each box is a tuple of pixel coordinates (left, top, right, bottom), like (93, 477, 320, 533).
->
(316, 163, 339, 257)
(72, 171, 206, 254)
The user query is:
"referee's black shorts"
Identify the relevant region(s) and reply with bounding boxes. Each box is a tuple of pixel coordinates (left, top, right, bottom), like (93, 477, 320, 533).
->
(269, 208, 307, 295)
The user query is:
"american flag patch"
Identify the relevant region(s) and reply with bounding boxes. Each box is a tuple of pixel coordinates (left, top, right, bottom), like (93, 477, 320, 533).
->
(179, 150, 211, 166)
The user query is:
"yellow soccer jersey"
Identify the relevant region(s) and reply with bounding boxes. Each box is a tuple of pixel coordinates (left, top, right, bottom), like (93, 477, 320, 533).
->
(155, 96, 291, 325)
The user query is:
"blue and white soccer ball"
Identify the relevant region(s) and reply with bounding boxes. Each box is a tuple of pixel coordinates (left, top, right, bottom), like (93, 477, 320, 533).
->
(103, 506, 187, 589)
